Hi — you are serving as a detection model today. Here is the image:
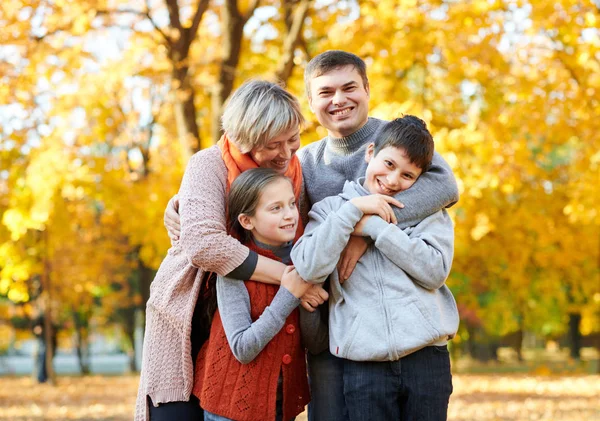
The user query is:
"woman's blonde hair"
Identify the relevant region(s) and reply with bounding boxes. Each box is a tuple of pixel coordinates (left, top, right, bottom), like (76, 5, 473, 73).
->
(221, 80, 305, 153)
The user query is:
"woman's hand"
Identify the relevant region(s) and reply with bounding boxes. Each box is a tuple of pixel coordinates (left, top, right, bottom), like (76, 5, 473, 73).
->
(350, 195, 403, 224)
(337, 235, 369, 283)
(164, 195, 181, 241)
(281, 266, 312, 299)
(300, 284, 329, 312)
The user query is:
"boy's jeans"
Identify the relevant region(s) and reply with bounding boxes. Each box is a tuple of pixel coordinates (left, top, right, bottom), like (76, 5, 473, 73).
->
(343, 346, 453, 421)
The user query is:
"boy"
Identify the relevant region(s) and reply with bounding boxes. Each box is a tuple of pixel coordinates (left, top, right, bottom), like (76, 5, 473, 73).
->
(291, 115, 459, 421)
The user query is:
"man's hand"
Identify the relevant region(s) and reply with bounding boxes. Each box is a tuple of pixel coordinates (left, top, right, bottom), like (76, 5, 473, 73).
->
(337, 235, 369, 283)
(349, 194, 403, 224)
(300, 284, 329, 312)
(164, 195, 181, 241)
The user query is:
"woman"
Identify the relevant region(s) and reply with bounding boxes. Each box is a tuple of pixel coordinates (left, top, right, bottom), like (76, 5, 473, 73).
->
(135, 80, 327, 421)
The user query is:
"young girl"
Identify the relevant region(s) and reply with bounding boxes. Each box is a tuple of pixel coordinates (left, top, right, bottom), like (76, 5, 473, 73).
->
(193, 168, 311, 421)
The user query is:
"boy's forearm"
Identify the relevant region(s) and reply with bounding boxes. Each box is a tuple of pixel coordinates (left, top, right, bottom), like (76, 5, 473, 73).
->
(291, 201, 362, 283)
(393, 152, 459, 229)
(362, 213, 454, 290)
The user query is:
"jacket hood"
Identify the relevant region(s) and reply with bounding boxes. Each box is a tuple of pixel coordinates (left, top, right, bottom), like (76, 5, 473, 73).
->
(339, 178, 371, 201)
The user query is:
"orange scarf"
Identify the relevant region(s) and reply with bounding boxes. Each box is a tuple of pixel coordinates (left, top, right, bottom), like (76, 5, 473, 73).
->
(218, 134, 304, 239)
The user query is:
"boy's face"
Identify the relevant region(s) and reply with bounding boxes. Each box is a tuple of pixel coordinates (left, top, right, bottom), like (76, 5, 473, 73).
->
(307, 65, 370, 138)
(363, 144, 422, 196)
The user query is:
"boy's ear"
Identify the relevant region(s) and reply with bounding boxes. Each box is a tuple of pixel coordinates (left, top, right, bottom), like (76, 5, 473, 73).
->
(365, 142, 375, 163)
(238, 214, 254, 231)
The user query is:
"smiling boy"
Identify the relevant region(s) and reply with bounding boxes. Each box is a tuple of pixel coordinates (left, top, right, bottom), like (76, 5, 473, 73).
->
(291, 115, 459, 421)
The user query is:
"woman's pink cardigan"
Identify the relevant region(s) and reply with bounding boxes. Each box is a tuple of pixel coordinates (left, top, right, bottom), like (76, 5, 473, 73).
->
(135, 146, 250, 420)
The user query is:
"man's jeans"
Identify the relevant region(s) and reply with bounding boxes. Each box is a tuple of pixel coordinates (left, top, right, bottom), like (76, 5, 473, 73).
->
(307, 351, 349, 421)
(343, 346, 453, 421)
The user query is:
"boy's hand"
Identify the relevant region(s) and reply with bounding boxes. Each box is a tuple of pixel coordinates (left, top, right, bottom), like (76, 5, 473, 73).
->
(337, 235, 369, 283)
(300, 284, 329, 312)
(281, 266, 312, 300)
(164, 195, 181, 241)
(350, 195, 403, 224)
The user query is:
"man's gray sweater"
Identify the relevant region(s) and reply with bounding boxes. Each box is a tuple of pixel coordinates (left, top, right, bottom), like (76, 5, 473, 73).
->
(291, 180, 460, 361)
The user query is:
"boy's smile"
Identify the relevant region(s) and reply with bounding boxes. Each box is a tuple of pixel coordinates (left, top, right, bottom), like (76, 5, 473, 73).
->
(363, 143, 422, 196)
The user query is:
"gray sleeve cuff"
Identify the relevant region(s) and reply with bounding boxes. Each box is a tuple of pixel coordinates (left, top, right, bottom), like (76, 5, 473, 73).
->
(362, 216, 390, 241)
(225, 250, 259, 280)
(340, 201, 364, 225)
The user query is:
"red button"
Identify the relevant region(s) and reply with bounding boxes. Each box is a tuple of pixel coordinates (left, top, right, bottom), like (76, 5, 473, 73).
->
(282, 354, 292, 365)
(286, 324, 296, 334)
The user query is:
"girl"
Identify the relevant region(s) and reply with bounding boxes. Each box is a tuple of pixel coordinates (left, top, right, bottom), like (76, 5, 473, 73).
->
(193, 168, 312, 421)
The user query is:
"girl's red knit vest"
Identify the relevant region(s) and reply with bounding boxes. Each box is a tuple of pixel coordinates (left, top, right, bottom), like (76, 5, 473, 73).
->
(192, 244, 310, 421)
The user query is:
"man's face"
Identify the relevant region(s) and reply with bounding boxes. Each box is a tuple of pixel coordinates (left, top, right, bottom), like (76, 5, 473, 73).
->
(307, 65, 370, 138)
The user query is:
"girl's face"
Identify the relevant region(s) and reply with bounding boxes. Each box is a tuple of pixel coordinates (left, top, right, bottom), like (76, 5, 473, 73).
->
(239, 178, 299, 247)
(249, 127, 300, 174)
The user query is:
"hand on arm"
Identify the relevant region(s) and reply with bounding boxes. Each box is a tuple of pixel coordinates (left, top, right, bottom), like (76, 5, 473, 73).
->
(164, 194, 180, 241)
(336, 235, 369, 283)
(217, 275, 301, 364)
(349, 195, 403, 224)
(363, 211, 454, 290)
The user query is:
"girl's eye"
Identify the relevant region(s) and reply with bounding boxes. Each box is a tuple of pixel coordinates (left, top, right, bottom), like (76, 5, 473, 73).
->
(290, 201, 297, 208)
(271, 206, 281, 211)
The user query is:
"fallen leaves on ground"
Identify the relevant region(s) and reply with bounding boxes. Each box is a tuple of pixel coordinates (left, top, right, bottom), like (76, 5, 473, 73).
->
(0, 374, 598, 420)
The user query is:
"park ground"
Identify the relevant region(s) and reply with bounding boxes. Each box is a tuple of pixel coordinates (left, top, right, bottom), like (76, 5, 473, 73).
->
(0, 373, 599, 421)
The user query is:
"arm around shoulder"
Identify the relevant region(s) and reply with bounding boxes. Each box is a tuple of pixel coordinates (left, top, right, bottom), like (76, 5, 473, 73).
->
(393, 152, 459, 229)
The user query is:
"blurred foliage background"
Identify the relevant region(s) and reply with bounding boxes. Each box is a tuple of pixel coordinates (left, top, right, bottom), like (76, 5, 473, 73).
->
(0, 0, 599, 381)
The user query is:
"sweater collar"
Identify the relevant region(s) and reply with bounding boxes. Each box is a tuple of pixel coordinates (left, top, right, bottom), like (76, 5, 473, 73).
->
(326, 118, 381, 156)
(252, 238, 293, 261)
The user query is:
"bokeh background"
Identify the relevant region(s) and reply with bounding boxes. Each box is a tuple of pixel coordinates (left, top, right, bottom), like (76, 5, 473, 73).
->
(0, 0, 599, 420)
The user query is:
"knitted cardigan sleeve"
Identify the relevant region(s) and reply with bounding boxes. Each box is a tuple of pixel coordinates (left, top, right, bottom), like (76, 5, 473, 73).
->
(178, 146, 249, 274)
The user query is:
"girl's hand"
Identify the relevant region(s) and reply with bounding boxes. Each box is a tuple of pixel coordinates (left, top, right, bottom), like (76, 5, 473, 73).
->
(164, 195, 181, 241)
(300, 284, 329, 312)
(281, 266, 312, 299)
(349, 195, 403, 224)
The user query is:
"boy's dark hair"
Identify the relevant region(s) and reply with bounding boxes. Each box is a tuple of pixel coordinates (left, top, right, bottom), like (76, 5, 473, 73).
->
(304, 50, 369, 98)
(373, 115, 434, 171)
(227, 168, 292, 244)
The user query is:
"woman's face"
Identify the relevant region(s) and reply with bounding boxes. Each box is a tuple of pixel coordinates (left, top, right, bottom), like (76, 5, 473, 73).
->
(249, 127, 300, 173)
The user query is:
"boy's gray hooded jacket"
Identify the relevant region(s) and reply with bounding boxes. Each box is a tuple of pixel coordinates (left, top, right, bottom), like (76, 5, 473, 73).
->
(291, 180, 459, 361)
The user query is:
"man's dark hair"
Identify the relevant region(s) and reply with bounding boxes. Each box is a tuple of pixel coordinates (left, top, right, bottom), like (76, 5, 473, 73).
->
(373, 115, 434, 171)
(304, 50, 368, 98)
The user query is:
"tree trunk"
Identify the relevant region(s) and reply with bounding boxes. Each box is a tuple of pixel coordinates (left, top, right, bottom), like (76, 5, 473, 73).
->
(122, 307, 137, 372)
(211, 1, 246, 143)
(568, 312, 582, 360)
(172, 62, 201, 160)
(73, 310, 90, 374)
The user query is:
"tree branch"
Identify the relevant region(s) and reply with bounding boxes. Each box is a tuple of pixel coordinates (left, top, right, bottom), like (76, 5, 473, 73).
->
(187, 0, 210, 40)
(274, 0, 311, 83)
(165, 0, 183, 31)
